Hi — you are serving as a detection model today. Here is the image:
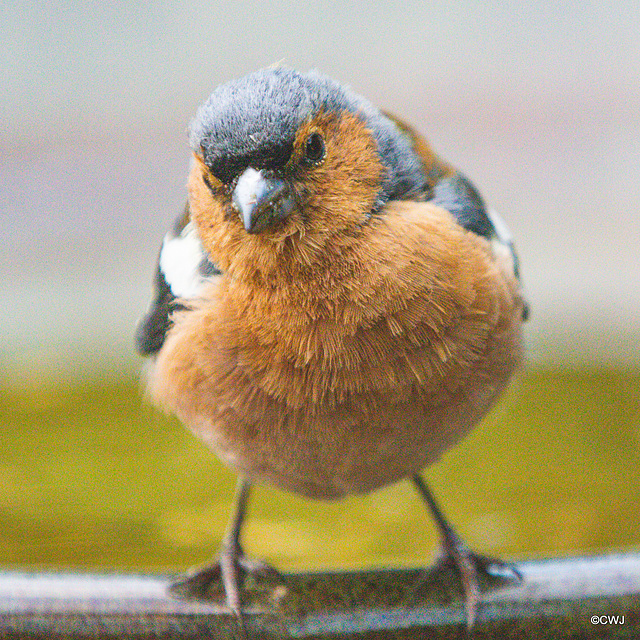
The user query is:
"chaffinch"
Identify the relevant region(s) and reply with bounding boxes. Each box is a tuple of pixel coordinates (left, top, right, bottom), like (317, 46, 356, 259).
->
(135, 66, 529, 628)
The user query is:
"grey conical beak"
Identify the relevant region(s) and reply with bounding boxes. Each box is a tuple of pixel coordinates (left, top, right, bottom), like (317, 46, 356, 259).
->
(231, 167, 295, 233)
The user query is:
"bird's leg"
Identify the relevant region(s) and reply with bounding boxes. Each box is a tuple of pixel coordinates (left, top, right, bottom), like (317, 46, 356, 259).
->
(412, 473, 521, 628)
(219, 477, 252, 616)
(168, 478, 280, 622)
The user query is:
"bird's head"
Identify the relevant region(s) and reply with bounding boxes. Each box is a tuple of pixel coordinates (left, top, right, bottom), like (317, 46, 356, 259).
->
(186, 67, 427, 270)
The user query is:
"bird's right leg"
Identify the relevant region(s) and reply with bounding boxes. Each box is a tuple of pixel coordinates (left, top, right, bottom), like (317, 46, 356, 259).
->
(168, 478, 280, 622)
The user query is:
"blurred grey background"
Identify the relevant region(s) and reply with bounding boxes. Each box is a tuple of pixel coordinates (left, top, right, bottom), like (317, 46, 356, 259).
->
(2, 0, 639, 384)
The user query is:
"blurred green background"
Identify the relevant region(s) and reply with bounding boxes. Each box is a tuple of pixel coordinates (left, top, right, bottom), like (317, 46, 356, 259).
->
(1, 369, 639, 574)
(1, 1, 639, 576)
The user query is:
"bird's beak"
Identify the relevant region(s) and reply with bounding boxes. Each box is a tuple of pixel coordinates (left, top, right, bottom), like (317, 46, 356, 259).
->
(232, 167, 295, 234)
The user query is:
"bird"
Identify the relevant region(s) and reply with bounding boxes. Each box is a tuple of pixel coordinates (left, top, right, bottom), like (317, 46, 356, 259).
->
(135, 66, 529, 629)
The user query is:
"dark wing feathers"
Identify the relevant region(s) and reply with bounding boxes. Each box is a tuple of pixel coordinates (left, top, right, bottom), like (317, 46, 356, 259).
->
(135, 205, 221, 357)
(432, 172, 494, 238)
(134, 253, 183, 356)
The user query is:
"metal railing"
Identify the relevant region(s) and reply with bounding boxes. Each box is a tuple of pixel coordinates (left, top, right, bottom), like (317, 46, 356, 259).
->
(2, 552, 639, 638)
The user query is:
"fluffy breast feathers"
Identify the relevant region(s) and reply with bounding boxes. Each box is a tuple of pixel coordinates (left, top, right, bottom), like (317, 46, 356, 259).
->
(147, 201, 524, 496)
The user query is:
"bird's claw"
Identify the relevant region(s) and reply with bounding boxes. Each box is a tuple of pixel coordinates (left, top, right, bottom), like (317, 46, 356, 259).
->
(168, 544, 282, 622)
(435, 534, 522, 628)
(168, 561, 225, 601)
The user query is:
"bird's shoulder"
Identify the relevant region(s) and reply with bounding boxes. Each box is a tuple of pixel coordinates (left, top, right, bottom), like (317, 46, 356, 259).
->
(385, 112, 529, 319)
(134, 204, 222, 356)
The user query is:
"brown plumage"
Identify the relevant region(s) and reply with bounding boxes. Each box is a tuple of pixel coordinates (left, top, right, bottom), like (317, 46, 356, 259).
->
(136, 67, 528, 628)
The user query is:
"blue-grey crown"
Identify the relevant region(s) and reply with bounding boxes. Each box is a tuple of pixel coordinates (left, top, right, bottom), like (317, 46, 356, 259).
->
(189, 67, 426, 209)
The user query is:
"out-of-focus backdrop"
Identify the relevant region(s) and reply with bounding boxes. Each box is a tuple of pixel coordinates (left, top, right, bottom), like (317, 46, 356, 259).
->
(1, 2, 639, 576)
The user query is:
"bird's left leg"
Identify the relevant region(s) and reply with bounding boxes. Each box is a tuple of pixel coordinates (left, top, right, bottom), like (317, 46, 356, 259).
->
(412, 473, 521, 627)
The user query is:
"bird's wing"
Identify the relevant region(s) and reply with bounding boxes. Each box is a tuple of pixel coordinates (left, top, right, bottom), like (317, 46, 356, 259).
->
(385, 112, 529, 320)
(430, 172, 529, 319)
(134, 203, 222, 356)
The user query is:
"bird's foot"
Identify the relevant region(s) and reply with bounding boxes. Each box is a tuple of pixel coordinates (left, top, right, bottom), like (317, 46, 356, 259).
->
(168, 543, 282, 625)
(435, 530, 522, 628)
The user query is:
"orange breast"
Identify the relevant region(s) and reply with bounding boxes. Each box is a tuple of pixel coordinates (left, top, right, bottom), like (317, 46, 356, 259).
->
(148, 202, 525, 499)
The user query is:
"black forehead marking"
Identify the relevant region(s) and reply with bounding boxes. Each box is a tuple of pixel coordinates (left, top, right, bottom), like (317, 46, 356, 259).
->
(208, 141, 295, 184)
(189, 67, 426, 205)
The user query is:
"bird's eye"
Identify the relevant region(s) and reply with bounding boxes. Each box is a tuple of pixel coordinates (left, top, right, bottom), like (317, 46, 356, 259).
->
(303, 133, 325, 165)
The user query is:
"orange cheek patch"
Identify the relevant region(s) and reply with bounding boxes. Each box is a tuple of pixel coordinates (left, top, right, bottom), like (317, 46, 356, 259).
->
(289, 111, 385, 232)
